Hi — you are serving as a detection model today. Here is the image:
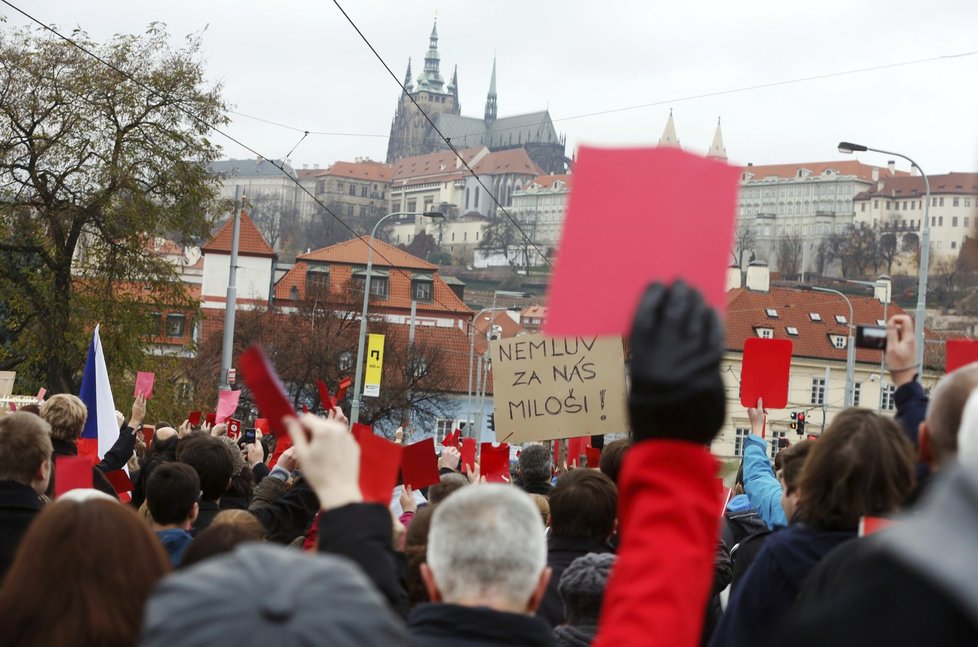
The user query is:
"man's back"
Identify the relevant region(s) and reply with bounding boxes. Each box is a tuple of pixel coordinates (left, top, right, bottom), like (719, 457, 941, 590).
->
(411, 602, 556, 647)
(0, 481, 43, 581)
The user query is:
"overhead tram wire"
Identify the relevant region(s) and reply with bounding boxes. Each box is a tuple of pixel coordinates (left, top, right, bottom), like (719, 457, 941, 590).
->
(331, 0, 555, 269)
(1, 0, 467, 317)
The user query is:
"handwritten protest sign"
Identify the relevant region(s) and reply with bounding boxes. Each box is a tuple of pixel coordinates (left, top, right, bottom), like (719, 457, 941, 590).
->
(490, 333, 627, 443)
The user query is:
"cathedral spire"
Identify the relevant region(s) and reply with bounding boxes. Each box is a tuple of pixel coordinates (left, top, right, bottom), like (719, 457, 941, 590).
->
(658, 108, 680, 148)
(448, 64, 459, 101)
(708, 117, 727, 160)
(484, 56, 497, 124)
(403, 57, 413, 93)
(416, 19, 445, 93)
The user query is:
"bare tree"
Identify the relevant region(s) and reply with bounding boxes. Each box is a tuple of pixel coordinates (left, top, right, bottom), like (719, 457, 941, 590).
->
(776, 233, 803, 277)
(247, 192, 299, 251)
(733, 221, 757, 269)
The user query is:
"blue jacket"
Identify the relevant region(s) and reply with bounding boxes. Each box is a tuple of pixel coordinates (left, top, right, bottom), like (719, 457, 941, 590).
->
(156, 528, 193, 567)
(741, 434, 787, 529)
(709, 525, 855, 647)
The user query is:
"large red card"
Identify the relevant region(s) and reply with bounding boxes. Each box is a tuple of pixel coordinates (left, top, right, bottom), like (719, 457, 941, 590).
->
(567, 436, 591, 468)
(103, 469, 134, 494)
(134, 371, 155, 399)
(946, 339, 978, 373)
(55, 456, 93, 497)
(216, 389, 241, 424)
(400, 438, 440, 490)
(441, 429, 461, 449)
(335, 376, 352, 403)
(254, 418, 270, 435)
(461, 437, 477, 473)
(142, 425, 155, 447)
(480, 443, 511, 483)
(239, 346, 296, 437)
(226, 418, 242, 440)
(740, 338, 793, 409)
(352, 425, 404, 504)
(188, 411, 202, 426)
(544, 146, 742, 336)
(204, 412, 216, 427)
(585, 446, 602, 468)
(317, 379, 334, 410)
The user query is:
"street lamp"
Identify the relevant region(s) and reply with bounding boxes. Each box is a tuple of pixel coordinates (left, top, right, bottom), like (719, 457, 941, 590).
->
(811, 286, 856, 407)
(838, 141, 930, 376)
(350, 210, 445, 425)
(466, 306, 509, 438)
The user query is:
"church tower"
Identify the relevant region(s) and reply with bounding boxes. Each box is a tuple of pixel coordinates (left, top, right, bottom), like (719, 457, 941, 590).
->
(386, 21, 461, 164)
(484, 57, 497, 126)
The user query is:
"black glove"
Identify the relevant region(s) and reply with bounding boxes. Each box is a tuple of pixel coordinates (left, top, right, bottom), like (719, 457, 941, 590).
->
(628, 280, 725, 445)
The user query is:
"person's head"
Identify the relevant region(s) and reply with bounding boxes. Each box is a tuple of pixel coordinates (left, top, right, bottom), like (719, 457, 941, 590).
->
(155, 427, 178, 444)
(797, 408, 915, 531)
(0, 499, 169, 647)
(178, 516, 265, 569)
(776, 440, 813, 522)
(734, 462, 746, 496)
(518, 444, 553, 484)
(146, 463, 200, 530)
(177, 434, 234, 502)
(423, 484, 550, 614)
(0, 412, 53, 494)
(40, 393, 88, 442)
(427, 473, 468, 505)
(18, 403, 41, 417)
(599, 438, 631, 485)
(558, 552, 616, 627)
(529, 493, 551, 527)
(549, 469, 617, 542)
(141, 544, 408, 646)
(921, 364, 978, 469)
(405, 505, 437, 608)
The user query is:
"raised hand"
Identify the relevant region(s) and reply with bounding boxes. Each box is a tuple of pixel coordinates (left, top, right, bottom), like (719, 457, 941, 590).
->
(287, 414, 362, 511)
(438, 446, 461, 472)
(747, 397, 766, 437)
(129, 393, 147, 429)
(886, 314, 917, 386)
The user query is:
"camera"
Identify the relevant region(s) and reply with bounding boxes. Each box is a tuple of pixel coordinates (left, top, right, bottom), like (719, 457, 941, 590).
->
(855, 325, 887, 350)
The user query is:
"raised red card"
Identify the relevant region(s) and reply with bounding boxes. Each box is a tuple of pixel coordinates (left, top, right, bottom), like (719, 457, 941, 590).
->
(740, 338, 793, 409)
(36, 387, 46, 401)
(585, 446, 602, 468)
(352, 424, 404, 504)
(188, 411, 202, 426)
(441, 429, 461, 449)
(134, 371, 155, 399)
(239, 346, 296, 437)
(254, 418, 270, 435)
(142, 425, 154, 447)
(226, 418, 242, 440)
(335, 376, 352, 403)
(216, 389, 240, 424)
(544, 146, 742, 336)
(103, 469, 134, 494)
(317, 379, 335, 410)
(55, 456, 93, 497)
(946, 339, 978, 373)
(567, 436, 591, 468)
(400, 438, 440, 490)
(461, 437, 477, 473)
(480, 443, 511, 483)
(205, 412, 217, 427)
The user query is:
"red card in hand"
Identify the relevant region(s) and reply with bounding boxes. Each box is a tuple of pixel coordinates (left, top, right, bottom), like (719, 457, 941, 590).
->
(188, 411, 202, 426)
(36, 387, 46, 401)
(55, 456, 93, 497)
(740, 338, 793, 409)
(103, 469, 134, 494)
(461, 437, 477, 473)
(142, 425, 155, 447)
(567, 436, 591, 468)
(400, 438, 440, 489)
(317, 379, 335, 410)
(255, 418, 270, 434)
(239, 346, 296, 437)
(480, 443, 511, 483)
(204, 412, 216, 427)
(226, 418, 242, 440)
(335, 376, 352, 403)
(352, 424, 404, 504)
(946, 339, 978, 373)
(134, 371, 155, 399)
(442, 429, 461, 449)
(585, 446, 602, 468)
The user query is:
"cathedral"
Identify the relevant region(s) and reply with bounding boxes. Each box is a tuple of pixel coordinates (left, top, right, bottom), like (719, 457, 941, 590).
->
(386, 22, 568, 174)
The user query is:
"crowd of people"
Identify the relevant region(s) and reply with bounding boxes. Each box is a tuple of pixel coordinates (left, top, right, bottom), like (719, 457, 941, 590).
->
(1, 280, 977, 646)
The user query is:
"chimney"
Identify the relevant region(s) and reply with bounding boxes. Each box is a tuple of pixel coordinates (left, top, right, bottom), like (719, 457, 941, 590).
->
(872, 167, 879, 182)
(746, 260, 770, 293)
(887, 160, 896, 173)
(875, 275, 892, 304)
(726, 265, 743, 291)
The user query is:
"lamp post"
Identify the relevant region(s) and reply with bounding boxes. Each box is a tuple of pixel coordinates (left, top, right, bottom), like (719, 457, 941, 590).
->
(812, 286, 856, 407)
(466, 306, 509, 438)
(847, 278, 891, 413)
(839, 141, 930, 376)
(350, 210, 445, 425)
(472, 290, 530, 439)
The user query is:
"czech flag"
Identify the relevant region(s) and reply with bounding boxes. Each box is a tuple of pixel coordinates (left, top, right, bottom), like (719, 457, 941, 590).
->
(78, 325, 120, 462)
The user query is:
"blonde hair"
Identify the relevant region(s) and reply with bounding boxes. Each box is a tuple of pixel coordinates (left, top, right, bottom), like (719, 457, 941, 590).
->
(41, 394, 88, 442)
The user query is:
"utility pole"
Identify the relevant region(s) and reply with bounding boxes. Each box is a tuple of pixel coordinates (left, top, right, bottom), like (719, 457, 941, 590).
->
(220, 186, 243, 391)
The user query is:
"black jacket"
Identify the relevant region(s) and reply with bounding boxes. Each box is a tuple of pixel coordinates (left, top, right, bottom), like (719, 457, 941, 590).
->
(191, 500, 222, 535)
(0, 481, 44, 582)
(537, 535, 615, 627)
(522, 480, 554, 497)
(411, 603, 556, 647)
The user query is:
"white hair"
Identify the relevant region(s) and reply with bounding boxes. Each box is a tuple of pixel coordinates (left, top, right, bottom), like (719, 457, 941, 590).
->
(58, 488, 118, 503)
(426, 484, 546, 607)
(957, 388, 978, 465)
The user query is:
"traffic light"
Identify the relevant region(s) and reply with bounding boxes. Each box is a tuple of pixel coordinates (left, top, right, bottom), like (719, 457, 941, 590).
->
(790, 411, 798, 432)
(487, 413, 495, 432)
(797, 412, 806, 435)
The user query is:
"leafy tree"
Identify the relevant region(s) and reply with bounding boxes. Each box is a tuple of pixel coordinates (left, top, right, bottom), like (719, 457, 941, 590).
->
(0, 24, 227, 394)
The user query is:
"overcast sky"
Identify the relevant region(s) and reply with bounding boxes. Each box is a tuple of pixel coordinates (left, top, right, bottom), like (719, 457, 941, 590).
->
(6, 0, 978, 174)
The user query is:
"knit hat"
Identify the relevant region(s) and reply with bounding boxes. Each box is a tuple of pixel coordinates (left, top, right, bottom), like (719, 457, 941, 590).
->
(220, 436, 245, 476)
(140, 543, 408, 646)
(557, 552, 616, 626)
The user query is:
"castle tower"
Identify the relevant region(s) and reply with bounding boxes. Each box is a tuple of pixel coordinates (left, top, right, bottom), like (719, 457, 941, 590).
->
(484, 57, 497, 125)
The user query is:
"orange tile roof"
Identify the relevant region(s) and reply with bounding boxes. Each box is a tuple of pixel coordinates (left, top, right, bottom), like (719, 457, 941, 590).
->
(473, 311, 525, 354)
(391, 147, 485, 184)
(298, 237, 437, 270)
(725, 287, 926, 365)
(201, 212, 276, 258)
(321, 160, 393, 183)
(854, 172, 978, 200)
(472, 148, 543, 176)
(740, 161, 907, 183)
(384, 323, 489, 394)
(529, 174, 571, 189)
(521, 305, 548, 319)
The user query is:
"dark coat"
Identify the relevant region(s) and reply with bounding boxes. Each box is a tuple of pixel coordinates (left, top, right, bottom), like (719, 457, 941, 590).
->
(0, 480, 44, 581)
(191, 500, 222, 536)
(411, 602, 556, 647)
(709, 524, 855, 646)
(537, 535, 615, 628)
(522, 480, 554, 497)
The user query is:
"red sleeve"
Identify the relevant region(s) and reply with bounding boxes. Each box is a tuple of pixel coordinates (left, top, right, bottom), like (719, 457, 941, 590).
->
(594, 440, 721, 647)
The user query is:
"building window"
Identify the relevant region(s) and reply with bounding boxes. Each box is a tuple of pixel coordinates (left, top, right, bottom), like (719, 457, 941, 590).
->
(412, 280, 433, 302)
(860, 203, 866, 212)
(886, 201, 891, 210)
(149, 312, 162, 337)
(435, 419, 454, 444)
(307, 270, 329, 296)
(835, 315, 847, 324)
(766, 308, 779, 318)
(786, 326, 799, 336)
(811, 378, 826, 405)
(940, 197, 945, 206)
(966, 199, 972, 207)
(755, 327, 774, 339)
(353, 275, 389, 299)
(348, 185, 356, 196)
(451, 232, 455, 242)
(831, 335, 847, 349)
(407, 199, 417, 212)
(361, 185, 368, 197)
(166, 314, 186, 338)
(769, 431, 787, 459)
(474, 189, 480, 208)
(463, 232, 468, 242)
(932, 197, 936, 207)
(465, 188, 470, 209)
(939, 216, 944, 226)
(953, 216, 959, 227)
(952, 241, 957, 250)
(953, 197, 960, 207)
(734, 427, 749, 457)
(882, 383, 896, 411)
(910, 201, 915, 210)
(874, 199, 879, 208)
(810, 312, 822, 322)
(853, 382, 861, 407)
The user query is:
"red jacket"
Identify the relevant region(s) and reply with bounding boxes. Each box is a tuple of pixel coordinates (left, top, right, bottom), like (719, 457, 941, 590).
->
(594, 440, 721, 647)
